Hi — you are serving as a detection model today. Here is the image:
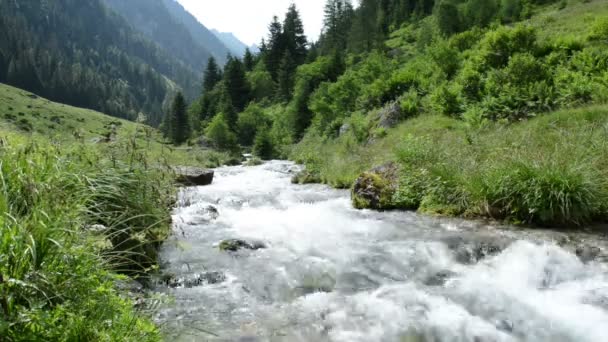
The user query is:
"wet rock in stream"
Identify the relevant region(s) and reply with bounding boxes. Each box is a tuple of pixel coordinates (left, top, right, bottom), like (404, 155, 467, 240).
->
(219, 239, 267, 252)
(159, 271, 227, 288)
(442, 234, 513, 264)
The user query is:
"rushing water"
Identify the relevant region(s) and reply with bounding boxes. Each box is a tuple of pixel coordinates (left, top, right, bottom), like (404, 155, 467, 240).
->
(155, 161, 608, 342)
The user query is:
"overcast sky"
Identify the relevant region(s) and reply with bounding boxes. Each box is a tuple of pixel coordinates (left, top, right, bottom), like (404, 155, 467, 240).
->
(176, 0, 327, 46)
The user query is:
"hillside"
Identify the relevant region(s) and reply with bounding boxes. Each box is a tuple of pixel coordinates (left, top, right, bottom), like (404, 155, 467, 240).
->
(0, 82, 231, 168)
(160, 0, 232, 64)
(0, 0, 198, 126)
(101, 0, 224, 71)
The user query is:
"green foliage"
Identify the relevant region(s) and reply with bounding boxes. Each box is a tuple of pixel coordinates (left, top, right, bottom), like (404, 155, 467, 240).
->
(247, 62, 276, 101)
(237, 103, 269, 146)
(294, 105, 608, 226)
(204, 113, 238, 151)
(0, 136, 171, 341)
(589, 16, 608, 41)
(253, 129, 276, 160)
(168, 92, 191, 145)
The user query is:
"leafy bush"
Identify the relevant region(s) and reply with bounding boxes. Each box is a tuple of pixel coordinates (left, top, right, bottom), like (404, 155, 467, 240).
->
(237, 103, 269, 146)
(589, 17, 608, 41)
(253, 129, 275, 160)
(205, 113, 238, 151)
(430, 83, 462, 116)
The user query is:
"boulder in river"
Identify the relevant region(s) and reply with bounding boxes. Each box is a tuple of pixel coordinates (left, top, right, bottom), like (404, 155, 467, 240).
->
(219, 239, 266, 252)
(352, 162, 399, 210)
(424, 270, 457, 286)
(176, 168, 214, 186)
(575, 245, 602, 263)
(442, 234, 512, 264)
(160, 271, 227, 288)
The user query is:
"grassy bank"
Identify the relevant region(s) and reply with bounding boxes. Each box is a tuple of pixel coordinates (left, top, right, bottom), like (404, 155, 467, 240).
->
(0, 83, 232, 340)
(292, 105, 608, 227)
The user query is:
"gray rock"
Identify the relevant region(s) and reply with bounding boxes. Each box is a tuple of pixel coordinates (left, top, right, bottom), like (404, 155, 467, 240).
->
(442, 235, 512, 264)
(424, 270, 457, 286)
(162, 271, 227, 288)
(219, 239, 266, 252)
(376, 101, 403, 129)
(339, 123, 350, 136)
(176, 168, 214, 186)
(576, 245, 602, 263)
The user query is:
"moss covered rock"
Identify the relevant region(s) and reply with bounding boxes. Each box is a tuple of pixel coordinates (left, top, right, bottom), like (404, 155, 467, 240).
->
(351, 162, 400, 210)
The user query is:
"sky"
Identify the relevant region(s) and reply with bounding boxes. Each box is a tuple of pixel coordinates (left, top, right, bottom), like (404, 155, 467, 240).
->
(176, 0, 326, 46)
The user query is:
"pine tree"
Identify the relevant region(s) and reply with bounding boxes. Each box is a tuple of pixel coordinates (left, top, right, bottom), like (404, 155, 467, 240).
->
(283, 4, 308, 65)
(321, 0, 354, 53)
(223, 56, 250, 114)
(436, 0, 461, 36)
(169, 92, 190, 145)
(266, 16, 285, 80)
(243, 48, 255, 72)
(277, 50, 297, 102)
(203, 56, 222, 93)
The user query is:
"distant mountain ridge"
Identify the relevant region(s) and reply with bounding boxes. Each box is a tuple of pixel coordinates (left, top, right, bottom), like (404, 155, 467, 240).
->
(211, 29, 257, 57)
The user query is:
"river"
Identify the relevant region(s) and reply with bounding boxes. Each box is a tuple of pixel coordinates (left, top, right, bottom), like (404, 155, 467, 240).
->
(155, 161, 608, 342)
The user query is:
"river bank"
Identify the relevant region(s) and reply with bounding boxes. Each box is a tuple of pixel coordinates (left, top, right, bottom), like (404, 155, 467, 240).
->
(155, 161, 608, 341)
(292, 105, 608, 228)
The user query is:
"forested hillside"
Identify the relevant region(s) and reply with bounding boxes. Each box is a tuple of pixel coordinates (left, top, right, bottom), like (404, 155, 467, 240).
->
(102, 0, 227, 70)
(182, 0, 608, 226)
(0, 0, 200, 126)
(160, 0, 232, 64)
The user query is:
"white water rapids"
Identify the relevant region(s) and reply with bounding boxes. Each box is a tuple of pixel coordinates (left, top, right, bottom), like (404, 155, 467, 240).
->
(155, 161, 608, 342)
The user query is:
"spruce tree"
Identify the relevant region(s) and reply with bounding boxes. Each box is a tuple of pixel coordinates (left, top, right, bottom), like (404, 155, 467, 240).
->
(283, 4, 308, 65)
(203, 56, 222, 93)
(277, 50, 297, 101)
(223, 56, 250, 114)
(169, 92, 190, 145)
(266, 16, 285, 80)
(243, 48, 255, 72)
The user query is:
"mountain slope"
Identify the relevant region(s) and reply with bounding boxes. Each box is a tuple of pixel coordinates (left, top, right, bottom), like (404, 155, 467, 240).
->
(102, 0, 220, 71)
(0, 0, 199, 125)
(212, 29, 250, 57)
(160, 0, 232, 64)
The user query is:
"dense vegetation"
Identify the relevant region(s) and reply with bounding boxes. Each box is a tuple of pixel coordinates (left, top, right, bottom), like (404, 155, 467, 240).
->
(186, 0, 608, 227)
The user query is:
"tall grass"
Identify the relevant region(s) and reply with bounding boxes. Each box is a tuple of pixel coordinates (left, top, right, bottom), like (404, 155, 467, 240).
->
(0, 134, 173, 341)
(292, 105, 608, 227)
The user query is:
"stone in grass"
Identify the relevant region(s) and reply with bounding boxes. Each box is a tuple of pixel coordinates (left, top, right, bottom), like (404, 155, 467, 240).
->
(352, 162, 400, 210)
(219, 239, 266, 252)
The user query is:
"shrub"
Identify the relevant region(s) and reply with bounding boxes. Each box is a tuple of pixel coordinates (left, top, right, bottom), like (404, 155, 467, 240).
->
(205, 113, 238, 151)
(237, 103, 268, 146)
(430, 83, 462, 116)
(503, 53, 548, 86)
(589, 17, 608, 41)
(253, 129, 275, 160)
(479, 25, 537, 69)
